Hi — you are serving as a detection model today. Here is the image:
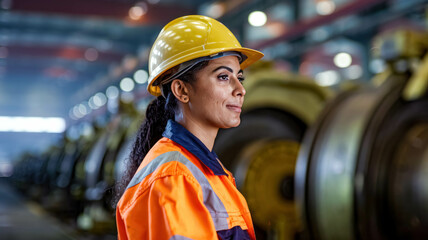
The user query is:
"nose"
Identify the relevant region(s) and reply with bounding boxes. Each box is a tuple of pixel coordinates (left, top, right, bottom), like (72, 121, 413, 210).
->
(232, 76, 246, 97)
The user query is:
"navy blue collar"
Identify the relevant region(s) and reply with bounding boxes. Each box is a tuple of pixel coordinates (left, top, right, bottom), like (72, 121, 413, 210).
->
(162, 120, 227, 176)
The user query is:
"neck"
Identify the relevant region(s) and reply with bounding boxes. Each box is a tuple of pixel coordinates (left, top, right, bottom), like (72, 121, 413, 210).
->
(175, 115, 218, 151)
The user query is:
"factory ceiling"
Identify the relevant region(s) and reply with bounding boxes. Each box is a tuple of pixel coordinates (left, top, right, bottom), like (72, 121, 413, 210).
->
(0, 0, 217, 117)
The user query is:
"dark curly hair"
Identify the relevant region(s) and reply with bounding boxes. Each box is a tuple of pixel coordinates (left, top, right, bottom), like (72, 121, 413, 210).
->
(114, 61, 209, 205)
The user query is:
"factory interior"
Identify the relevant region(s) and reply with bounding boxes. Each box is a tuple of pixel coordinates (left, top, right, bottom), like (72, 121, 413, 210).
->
(0, 0, 427, 239)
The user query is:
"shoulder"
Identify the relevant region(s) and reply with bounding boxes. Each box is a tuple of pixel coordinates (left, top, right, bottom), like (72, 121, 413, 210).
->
(125, 140, 204, 196)
(118, 138, 206, 209)
(131, 149, 198, 188)
(118, 160, 200, 214)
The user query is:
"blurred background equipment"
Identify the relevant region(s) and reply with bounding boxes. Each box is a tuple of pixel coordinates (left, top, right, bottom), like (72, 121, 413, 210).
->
(0, 0, 427, 239)
(295, 29, 428, 240)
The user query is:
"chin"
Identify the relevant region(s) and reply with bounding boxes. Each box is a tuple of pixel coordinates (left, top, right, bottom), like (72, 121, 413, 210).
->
(225, 119, 241, 128)
(216, 116, 241, 129)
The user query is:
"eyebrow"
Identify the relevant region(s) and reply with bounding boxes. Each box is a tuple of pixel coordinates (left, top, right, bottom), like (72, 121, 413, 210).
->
(212, 66, 243, 74)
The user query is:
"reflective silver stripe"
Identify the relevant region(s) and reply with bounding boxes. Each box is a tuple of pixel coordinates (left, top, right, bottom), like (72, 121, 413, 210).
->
(126, 151, 176, 189)
(169, 235, 194, 240)
(127, 151, 229, 231)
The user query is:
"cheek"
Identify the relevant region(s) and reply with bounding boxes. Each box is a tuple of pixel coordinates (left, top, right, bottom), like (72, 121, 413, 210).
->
(191, 91, 218, 114)
(191, 82, 230, 115)
(200, 86, 224, 104)
(211, 92, 227, 110)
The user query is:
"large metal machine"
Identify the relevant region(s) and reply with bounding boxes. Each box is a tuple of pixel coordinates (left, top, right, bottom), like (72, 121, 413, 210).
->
(295, 30, 428, 240)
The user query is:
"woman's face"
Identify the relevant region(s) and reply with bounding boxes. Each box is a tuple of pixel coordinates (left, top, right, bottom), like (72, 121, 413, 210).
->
(186, 55, 246, 130)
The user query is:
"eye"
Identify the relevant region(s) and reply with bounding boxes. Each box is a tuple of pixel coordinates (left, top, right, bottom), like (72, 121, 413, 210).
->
(238, 76, 245, 83)
(218, 74, 229, 81)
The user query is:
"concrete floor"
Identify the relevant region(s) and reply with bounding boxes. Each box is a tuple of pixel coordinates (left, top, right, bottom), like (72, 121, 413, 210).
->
(0, 179, 81, 240)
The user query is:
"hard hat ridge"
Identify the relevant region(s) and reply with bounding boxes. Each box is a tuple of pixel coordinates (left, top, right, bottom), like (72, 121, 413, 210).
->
(147, 15, 264, 96)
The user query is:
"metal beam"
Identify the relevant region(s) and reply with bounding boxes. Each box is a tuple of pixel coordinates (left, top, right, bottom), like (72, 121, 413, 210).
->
(251, 0, 389, 50)
(10, 0, 195, 24)
(268, 0, 427, 60)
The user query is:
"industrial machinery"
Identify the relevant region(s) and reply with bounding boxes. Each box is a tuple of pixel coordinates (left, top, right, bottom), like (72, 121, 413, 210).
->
(24, 144, 65, 202)
(295, 30, 428, 240)
(43, 126, 99, 220)
(75, 100, 141, 235)
(214, 61, 332, 239)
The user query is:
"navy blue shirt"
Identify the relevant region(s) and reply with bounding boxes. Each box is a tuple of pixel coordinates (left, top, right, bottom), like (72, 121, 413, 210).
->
(162, 119, 227, 176)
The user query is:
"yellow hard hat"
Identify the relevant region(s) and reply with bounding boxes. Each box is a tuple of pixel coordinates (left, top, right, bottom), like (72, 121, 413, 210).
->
(147, 15, 264, 96)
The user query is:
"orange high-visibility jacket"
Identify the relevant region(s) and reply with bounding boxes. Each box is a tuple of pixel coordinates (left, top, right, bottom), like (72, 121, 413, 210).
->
(116, 120, 256, 240)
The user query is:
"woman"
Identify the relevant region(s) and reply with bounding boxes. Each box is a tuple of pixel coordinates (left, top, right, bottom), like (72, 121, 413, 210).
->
(116, 15, 263, 239)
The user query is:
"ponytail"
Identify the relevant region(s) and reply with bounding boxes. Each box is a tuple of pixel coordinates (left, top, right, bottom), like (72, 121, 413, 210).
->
(132, 95, 175, 164)
(115, 91, 175, 204)
(114, 60, 209, 205)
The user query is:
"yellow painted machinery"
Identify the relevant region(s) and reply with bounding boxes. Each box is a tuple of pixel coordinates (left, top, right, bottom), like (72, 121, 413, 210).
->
(214, 61, 332, 239)
(295, 30, 428, 240)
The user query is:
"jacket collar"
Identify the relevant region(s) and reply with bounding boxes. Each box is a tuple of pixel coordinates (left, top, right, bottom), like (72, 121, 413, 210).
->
(162, 119, 227, 176)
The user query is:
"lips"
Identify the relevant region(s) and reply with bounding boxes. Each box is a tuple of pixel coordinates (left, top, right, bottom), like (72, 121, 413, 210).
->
(226, 104, 242, 113)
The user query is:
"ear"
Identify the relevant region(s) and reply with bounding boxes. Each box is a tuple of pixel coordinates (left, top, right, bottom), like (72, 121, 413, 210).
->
(170, 79, 190, 103)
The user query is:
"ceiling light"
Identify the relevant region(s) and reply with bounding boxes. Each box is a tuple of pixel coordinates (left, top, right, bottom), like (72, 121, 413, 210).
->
(315, 70, 340, 86)
(78, 104, 88, 116)
(248, 11, 267, 27)
(93, 92, 107, 107)
(346, 65, 363, 79)
(73, 106, 84, 119)
(129, 2, 147, 21)
(134, 70, 148, 84)
(0, 116, 66, 133)
(106, 86, 119, 99)
(120, 77, 135, 92)
(334, 52, 352, 68)
(202, 2, 226, 19)
(316, 0, 336, 16)
(69, 109, 78, 120)
(88, 96, 97, 110)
